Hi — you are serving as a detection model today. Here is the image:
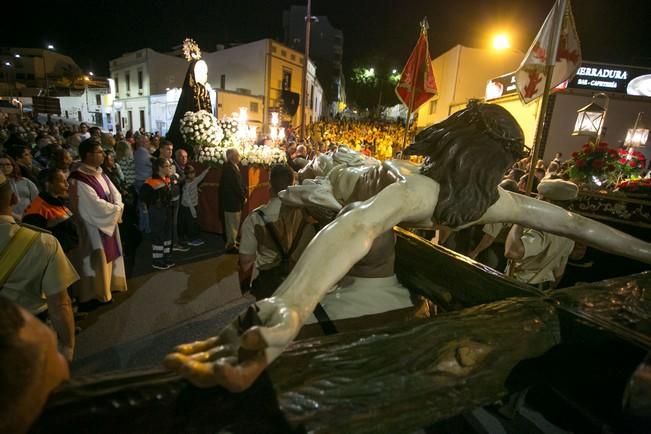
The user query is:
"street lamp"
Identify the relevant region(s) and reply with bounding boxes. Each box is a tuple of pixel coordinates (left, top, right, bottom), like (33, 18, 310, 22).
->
(47, 44, 55, 50)
(572, 93, 609, 144)
(89, 71, 94, 76)
(492, 34, 511, 50)
(14, 54, 20, 58)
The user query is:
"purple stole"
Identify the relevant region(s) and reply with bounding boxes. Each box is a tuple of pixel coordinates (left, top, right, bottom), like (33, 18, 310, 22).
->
(70, 170, 122, 263)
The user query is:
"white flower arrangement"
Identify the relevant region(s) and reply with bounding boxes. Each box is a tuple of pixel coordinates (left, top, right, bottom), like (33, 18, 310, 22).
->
(197, 143, 287, 168)
(186, 113, 285, 168)
(180, 110, 224, 148)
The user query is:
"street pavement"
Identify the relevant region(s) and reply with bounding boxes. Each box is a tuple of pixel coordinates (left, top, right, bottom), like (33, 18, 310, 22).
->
(71, 233, 254, 376)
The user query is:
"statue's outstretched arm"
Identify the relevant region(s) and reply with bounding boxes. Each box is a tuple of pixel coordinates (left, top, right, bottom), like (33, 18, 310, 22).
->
(481, 189, 651, 264)
(164, 175, 440, 391)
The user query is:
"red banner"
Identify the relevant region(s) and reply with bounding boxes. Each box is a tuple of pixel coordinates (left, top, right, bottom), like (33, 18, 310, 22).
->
(395, 31, 437, 112)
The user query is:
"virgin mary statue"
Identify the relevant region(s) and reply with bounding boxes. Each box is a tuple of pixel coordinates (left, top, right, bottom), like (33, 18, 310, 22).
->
(166, 38, 213, 154)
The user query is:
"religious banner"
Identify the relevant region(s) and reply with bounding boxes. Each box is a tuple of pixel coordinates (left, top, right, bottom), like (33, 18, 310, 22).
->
(515, 0, 581, 104)
(395, 21, 437, 112)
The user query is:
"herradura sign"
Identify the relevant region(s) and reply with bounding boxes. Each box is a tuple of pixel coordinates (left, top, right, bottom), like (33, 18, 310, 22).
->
(568, 62, 651, 96)
(486, 62, 651, 100)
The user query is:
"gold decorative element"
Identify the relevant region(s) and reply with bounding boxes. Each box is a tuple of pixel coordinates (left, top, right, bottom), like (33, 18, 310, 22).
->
(183, 38, 202, 62)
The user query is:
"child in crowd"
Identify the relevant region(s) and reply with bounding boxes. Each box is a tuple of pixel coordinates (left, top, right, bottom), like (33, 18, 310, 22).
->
(140, 158, 175, 270)
(179, 165, 209, 247)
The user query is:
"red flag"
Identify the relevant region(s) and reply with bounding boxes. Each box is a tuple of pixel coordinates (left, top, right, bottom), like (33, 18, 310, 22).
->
(515, 0, 581, 104)
(395, 28, 437, 112)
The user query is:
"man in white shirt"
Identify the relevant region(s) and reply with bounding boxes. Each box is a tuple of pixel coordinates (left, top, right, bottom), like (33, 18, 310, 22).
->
(505, 179, 578, 289)
(239, 165, 315, 299)
(0, 171, 78, 361)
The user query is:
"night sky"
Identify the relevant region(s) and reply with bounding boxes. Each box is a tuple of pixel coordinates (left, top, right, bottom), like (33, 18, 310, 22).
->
(2, 0, 650, 77)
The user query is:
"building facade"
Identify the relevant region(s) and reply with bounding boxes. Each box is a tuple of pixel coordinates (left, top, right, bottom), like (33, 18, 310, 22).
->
(283, 5, 345, 116)
(109, 48, 189, 133)
(109, 40, 323, 136)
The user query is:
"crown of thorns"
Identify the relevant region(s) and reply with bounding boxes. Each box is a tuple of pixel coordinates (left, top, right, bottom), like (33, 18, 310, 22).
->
(466, 100, 523, 156)
(183, 38, 202, 62)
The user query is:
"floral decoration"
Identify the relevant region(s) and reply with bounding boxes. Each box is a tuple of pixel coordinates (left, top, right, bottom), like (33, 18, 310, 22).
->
(568, 141, 619, 184)
(180, 110, 224, 148)
(615, 177, 651, 194)
(616, 148, 647, 177)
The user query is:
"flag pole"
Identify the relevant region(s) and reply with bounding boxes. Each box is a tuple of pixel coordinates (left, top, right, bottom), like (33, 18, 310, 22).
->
(525, 0, 567, 194)
(400, 18, 428, 158)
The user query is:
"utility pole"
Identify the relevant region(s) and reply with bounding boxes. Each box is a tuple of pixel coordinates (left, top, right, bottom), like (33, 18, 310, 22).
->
(300, 0, 312, 142)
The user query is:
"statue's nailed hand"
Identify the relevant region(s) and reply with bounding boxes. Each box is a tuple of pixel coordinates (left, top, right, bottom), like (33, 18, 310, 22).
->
(163, 298, 300, 392)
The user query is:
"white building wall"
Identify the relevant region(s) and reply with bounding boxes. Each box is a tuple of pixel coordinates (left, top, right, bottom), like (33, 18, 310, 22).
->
(203, 41, 267, 95)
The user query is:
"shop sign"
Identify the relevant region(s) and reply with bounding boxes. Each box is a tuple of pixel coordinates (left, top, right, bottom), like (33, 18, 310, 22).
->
(569, 62, 651, 97)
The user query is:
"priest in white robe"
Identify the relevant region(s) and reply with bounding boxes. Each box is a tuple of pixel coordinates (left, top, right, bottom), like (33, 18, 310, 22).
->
(69, 138, 127, 303)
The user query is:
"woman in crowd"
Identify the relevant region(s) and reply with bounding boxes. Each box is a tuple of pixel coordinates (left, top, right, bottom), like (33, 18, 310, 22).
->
(0, 153, 38, 221)
(115, 140, 135, 187)
(23, 168, 78, 253)
(102, 150, 126, 193)
(51, 148, 74, 178)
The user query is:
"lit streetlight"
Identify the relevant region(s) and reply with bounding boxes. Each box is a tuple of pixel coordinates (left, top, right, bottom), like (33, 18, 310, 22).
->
(492, 34, 511, 50)
(392, 69, 397, 74)
(3, 61, 11, 67)
(47, 44, 55, 50)
(14, 54, 20, 58)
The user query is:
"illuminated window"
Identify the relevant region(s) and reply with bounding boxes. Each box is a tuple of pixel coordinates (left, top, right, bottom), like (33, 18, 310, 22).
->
(250, 102, 259, 113)
(429, 100, 437, 115)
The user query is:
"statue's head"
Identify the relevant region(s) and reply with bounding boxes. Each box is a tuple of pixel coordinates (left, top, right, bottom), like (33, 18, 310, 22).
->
(193, 60, 208, 85)
(405, 100, 524, 228)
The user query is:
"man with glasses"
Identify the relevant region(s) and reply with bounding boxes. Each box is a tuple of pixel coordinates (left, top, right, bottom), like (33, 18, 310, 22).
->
(69, 139, 127, 307)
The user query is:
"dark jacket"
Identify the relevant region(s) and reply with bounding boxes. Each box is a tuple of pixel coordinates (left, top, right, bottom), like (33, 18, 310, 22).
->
(140, 176, 173, 209)
(219, 163, 246, 212)
(22, 193, 79, 253)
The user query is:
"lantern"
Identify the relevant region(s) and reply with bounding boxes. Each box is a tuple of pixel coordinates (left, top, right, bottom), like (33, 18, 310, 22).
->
(624, 112, 649, 148)
(572, 93, 609, 143)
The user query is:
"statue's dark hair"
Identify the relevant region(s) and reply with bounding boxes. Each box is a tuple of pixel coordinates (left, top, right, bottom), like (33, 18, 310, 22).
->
(405, 100, 524, 228)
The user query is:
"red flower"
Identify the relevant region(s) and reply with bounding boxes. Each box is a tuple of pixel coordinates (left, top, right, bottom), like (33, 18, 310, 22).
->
(582, 143, 592, 150)
(629, 160, 638, 168)
(639, 162, 645, 168)
(571, 151, 579, 158)
(592, 159, 605, 169)
(598, 141, 609, 149)
(575, 159, 586, 167)
(608, 150, 619, 158)
(619, 158, 628, 164)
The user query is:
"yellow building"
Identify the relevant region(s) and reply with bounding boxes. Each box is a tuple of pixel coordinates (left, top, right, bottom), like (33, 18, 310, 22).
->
(415, 45, 523, 129)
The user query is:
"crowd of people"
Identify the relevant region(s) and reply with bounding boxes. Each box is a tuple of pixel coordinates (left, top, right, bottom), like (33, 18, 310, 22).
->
(305, 119, 411, 160)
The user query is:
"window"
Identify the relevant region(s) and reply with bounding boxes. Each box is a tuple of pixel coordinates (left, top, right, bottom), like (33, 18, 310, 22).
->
(271, 46, 277, 53)
(280, 49, 287, 57)
(310, 85, 314, 109)
(290, 54, 295, 61)
(139, 110, 145, 129)
(116, 111, 121, 127)
(220, 74, 226, 90)
(249, 102, 259, 113)
(127, 110, 133, 129)
(64, 110, 69, 119)
(282, 69, 292, 91)
(96, 94, 102, 105)
(125, 72, 130, 91)
(137, 70, 143, 90)
(115, 76, 119, 93)
(429, 99, 437, 115)
(77, 111, 82, 121)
